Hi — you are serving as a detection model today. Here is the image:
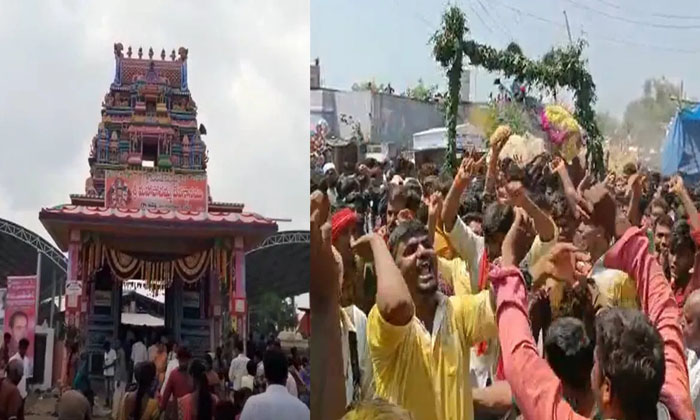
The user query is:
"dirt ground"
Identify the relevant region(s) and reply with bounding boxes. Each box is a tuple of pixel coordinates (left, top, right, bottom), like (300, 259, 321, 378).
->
(25, 391, 111, 420)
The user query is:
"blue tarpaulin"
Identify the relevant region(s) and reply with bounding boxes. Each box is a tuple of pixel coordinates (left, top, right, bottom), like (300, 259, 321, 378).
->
(662, 105, 700, 184)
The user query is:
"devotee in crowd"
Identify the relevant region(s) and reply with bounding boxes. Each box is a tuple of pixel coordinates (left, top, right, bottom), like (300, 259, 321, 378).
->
(131, 335, 148, 378)
(177, 360, 217, 420)
(8, 340, 29, 411)
(239, 347, 310, 420)
(103, 341, 117, 408)
(117, 362, 160, 420)
(203, 355, 224, 401)
(240, 360, 256, 392)
(73, 351, 94, 408)
(112, 340, 129, 420)
(0, 359, 24, 420)
(228, 342, 249, 391)
(212, 347, 227, 382)
(147, 335, 159, 362)
(310, 117, 700, 420)
(160, 347, 194, 420)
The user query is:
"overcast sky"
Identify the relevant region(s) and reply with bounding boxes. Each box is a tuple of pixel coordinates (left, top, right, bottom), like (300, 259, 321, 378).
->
(313, 0, 700, 117)
(0, 0, 309, 244)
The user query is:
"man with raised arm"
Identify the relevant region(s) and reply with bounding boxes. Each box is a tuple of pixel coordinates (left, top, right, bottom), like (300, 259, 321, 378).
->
(357, 219, 497, 420)
(492, 183, 694, 420)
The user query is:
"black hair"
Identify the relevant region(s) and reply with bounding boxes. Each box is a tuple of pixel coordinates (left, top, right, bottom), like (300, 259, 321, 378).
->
(3, 333, 10, 341)
(654, 214, 674, 231)
(622, 162, 637, 176)
(103, 341, 111, 352)
(18, 339, 29, 350)
(204, 354, 214, 369)
(263, 348, 289, 386)
(133, 362, 156, 420)
(387, 183, 408, 207)
(482, 202, 514, 238)
(649, 198, 670, 215)
(544, 317, 594, 392)
(246, 359, 257, 376)
(463, 212, 483, 226)
(235, 341, 244, 353)
(190, 359, 213, 420)
(670, 219, 696, 255)
(388, 219, 429, 257)
(337, 176, 361, 201)
(552, 279, 597, 343)
(595, 308, 664, 419)
(9, 311, 27, 328)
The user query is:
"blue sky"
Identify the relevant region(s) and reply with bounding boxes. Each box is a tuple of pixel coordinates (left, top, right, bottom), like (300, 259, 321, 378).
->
(312, 0, 700, 118)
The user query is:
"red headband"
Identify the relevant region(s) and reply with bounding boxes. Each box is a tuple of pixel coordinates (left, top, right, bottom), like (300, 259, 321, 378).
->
(331, 208, 358, 243)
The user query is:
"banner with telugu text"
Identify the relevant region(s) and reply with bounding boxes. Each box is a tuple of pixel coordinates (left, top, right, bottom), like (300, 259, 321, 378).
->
(4, 276, 36, 377)
(104, 170, 207, 212)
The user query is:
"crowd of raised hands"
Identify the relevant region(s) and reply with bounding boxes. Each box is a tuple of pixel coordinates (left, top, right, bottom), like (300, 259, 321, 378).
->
(310, 124, 700, 420)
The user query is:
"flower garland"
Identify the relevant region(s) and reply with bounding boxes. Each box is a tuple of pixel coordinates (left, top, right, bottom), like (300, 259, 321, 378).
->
(432, 6, 605, 178)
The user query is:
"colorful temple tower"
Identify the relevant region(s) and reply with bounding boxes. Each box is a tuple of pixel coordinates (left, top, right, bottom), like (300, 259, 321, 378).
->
(40, 43, 277, 363)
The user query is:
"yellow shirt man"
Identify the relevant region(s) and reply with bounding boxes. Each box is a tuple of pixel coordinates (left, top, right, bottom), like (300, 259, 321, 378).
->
(437, 257, 472, 296)
(368, 290, 497, 420)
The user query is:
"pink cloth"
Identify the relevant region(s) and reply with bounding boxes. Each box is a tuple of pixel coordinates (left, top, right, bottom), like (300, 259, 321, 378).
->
(160, 369, 194, 411)
(493, 227, 695, 420)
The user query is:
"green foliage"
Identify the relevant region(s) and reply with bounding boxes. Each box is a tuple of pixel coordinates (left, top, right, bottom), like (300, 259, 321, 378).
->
(403, 79, 440, 102)
(431, 5, 606, 179)
(487, 100, 533, 138)
(431, 6, 466, 176)
(352, 80, 386, 93)
(622, 78, 681, 150)
(249, 292, 298, 338)
(595, 110, 621, 140)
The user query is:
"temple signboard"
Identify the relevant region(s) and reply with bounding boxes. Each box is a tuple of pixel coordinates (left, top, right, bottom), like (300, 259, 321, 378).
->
(105, 170, 207, 212)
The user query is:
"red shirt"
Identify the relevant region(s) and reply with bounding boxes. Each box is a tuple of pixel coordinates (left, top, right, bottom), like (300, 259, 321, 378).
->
(492, 227, 695, 420)
(159, 369, 193, 410)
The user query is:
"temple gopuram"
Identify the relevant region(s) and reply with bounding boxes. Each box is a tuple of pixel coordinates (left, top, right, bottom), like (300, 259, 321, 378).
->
(39, 43, 277, 362)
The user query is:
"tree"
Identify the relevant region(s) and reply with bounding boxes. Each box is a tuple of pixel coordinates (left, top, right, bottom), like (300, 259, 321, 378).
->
(404, 79, 439, 102)
(249, 292, 298, 338)
(595, 110, 621, 140)
(621, 78, 680, 150)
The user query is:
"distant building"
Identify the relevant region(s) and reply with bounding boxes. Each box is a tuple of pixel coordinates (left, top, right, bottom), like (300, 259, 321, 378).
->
(310, 59, 484, 153)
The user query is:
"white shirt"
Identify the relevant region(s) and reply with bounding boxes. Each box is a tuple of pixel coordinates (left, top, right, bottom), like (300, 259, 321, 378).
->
(688, 349, 700, 417)
(239, 384, 309, 420)
(340, 305, 373, 404)
(9, 353, 29, 399)
(286, 372, 298, 398)
(104, 349, 117, 377)
(131, 341, 148, 365)
(147, 344, 158, 361)
(255, 362, 298, 397)
(163, 358, 179, 388)
(241, 374, 255, 390)
(228, 354, 250, 390)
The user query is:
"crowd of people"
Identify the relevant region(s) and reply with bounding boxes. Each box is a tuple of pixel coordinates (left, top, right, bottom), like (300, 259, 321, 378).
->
(0, 329, 311, 420)
(311, 124, 700, 420)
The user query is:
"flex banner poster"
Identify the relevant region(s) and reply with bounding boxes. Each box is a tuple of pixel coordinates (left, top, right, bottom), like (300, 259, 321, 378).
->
(4, 276, 36, 376)
(105, 170, 207, 212)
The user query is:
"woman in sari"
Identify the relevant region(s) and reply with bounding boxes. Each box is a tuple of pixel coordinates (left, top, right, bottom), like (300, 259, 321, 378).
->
(117, 362, 160, 420)
(178, 360, 218, 420)
(153, 342, 168, 389)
